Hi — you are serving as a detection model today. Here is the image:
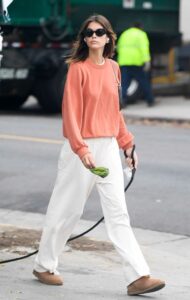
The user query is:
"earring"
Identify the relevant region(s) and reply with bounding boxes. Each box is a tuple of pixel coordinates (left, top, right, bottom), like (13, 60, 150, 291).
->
(107, 39, 109, 43)
(84, 38, 86, 42)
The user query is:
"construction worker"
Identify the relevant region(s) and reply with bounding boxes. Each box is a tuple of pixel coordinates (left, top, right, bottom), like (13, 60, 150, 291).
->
(117, 22, 154, 107)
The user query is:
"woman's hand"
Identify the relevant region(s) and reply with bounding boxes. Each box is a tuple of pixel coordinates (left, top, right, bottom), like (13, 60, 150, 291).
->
(125, 148, 138, 169)
(81, 153, 96, 169)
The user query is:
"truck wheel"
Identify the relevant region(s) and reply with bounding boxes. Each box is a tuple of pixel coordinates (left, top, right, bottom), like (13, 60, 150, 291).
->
(126, 80, 142, 103)
(35, 64, 67, 113)
(0, 96, 27, 110)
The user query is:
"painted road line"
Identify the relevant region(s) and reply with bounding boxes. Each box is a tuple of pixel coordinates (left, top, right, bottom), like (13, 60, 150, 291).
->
(0, 134, 63, 144)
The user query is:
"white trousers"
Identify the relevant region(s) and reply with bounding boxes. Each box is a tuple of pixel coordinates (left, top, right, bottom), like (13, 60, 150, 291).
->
(34, 137, 150, 285)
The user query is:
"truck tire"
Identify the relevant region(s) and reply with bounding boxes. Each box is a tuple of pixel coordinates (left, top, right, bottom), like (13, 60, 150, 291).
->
(0, 96, 27, 110)
(34, 64, 67, 113)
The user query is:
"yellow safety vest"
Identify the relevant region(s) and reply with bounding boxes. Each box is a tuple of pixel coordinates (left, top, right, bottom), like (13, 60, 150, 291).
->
(117, 27, 151, 66)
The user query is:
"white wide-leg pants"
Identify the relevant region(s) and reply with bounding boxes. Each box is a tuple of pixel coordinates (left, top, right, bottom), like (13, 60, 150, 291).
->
(34, 137, 150, 285)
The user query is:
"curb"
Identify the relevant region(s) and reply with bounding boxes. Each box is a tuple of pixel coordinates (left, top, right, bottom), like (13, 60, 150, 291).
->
(124, 114, 190, 124)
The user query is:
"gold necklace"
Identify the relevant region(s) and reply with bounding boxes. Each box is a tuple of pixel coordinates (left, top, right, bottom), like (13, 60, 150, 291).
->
(97, 58, 105, 65)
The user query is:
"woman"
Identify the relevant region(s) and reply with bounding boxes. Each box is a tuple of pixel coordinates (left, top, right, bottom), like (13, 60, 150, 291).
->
(33, 15, 165, 296)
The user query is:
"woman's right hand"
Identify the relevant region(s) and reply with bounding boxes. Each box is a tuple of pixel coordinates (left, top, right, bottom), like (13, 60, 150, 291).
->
(81, 153, 96, 169)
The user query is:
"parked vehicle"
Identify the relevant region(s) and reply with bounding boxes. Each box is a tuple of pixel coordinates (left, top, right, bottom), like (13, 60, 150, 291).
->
(0, 0, 181, 112)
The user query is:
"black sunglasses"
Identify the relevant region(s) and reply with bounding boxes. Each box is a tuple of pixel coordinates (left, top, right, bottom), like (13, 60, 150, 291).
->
(83, 28, 107, 38)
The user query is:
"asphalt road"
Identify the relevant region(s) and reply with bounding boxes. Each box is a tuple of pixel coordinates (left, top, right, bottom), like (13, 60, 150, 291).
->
(0, 101, 190, 237)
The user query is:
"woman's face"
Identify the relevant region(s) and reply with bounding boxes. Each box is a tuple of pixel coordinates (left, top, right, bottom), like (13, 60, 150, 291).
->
(83, 21, 109, 51)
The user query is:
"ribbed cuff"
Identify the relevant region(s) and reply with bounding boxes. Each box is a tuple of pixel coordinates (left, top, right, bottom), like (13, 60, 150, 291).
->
(76, 146, 90, 160)
(123, 140, 134, 151)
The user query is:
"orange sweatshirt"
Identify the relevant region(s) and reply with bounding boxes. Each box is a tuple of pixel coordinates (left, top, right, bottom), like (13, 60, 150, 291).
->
(62, 58, 134, 159)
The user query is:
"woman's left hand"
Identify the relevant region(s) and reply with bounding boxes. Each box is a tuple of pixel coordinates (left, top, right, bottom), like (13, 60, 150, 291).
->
(125, 148, 138, 169)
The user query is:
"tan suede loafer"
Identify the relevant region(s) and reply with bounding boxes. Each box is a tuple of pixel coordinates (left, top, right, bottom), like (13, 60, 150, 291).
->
(33, 270, 63, 286)
(127, 276, 165, 296)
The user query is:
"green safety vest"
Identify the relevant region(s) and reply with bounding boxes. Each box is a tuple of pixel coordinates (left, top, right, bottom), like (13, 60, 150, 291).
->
(117, 27, 151, 66)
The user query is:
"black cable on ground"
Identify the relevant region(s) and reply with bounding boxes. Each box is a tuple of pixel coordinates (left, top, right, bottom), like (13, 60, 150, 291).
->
(0, 146, 136, 265)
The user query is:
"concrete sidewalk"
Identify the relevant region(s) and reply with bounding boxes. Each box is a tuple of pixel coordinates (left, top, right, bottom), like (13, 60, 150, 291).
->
(0, 208, 190, 300)
(122, 96, 190, 122)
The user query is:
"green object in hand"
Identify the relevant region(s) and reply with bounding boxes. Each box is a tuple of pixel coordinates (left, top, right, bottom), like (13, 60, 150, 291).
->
(90, 167, 109, 178)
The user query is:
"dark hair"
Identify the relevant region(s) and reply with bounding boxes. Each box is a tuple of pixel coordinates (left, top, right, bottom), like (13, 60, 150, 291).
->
(66, 14, 116, 64)
(132, 21, 143, 29)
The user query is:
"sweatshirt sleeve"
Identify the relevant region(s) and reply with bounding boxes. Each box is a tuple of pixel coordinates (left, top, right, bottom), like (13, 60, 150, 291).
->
(115, 64, 134, 150)
(116, 113, 134, 150)
(140, 31, 151, 63)
(62, 63, 90, 159)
